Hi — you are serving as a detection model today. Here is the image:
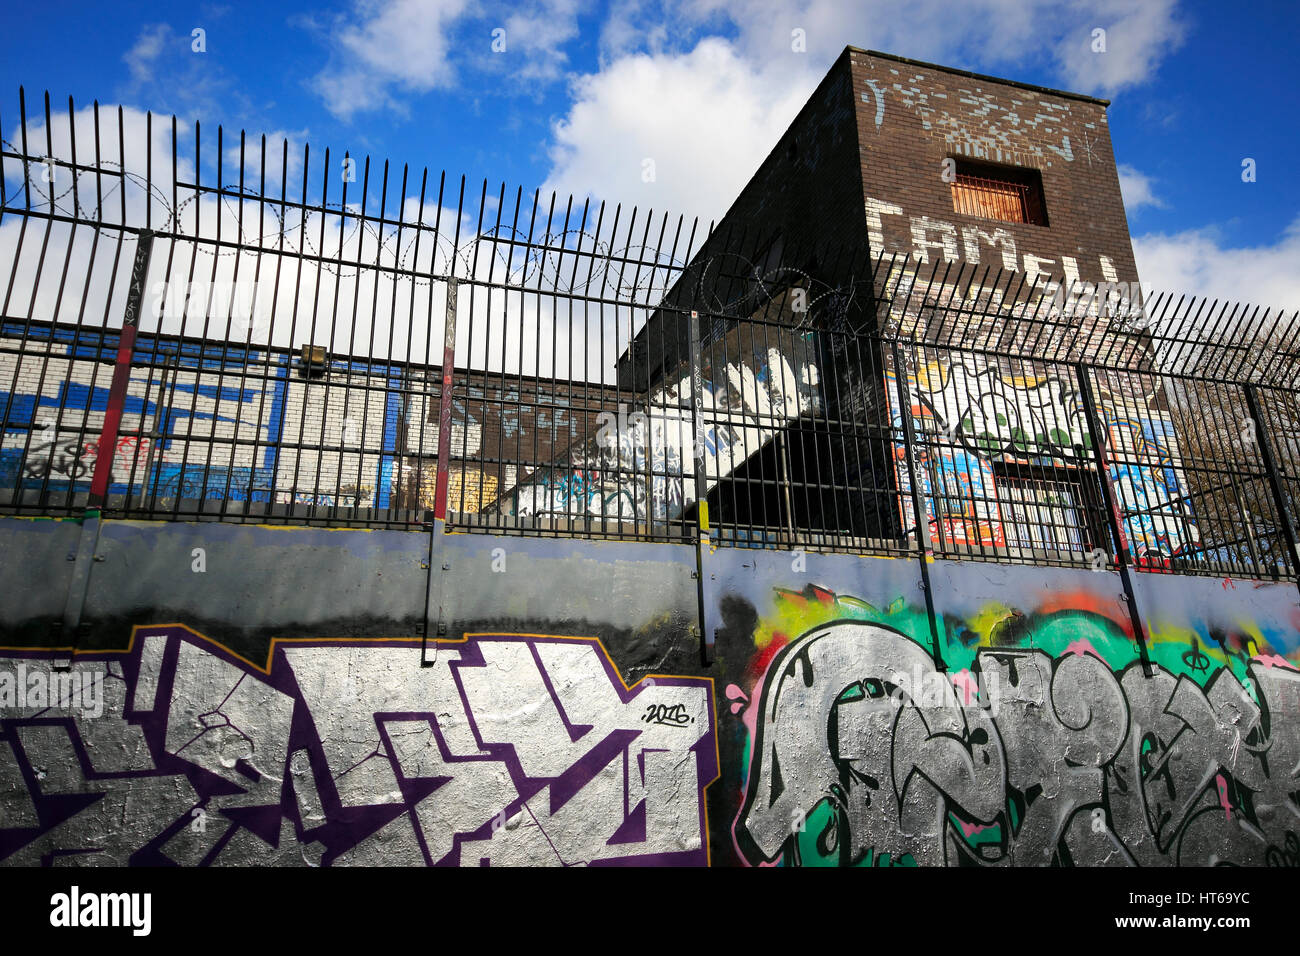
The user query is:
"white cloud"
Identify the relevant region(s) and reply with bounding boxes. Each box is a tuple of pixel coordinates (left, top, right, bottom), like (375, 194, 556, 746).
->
(547, 0, 1189, 224)
(1132, 217, 1300, 313)
(500, 0, 587, 83)
(599, 0, 672, 60)
(309, 0, 591, 118)
(123, 24, 174, 86)
(116, 21, 251, 121)
(686, 0, 1050, 66)
(1117, 164, 1164, 214)
(1054, 0, 1188, 96)
(312, 0, 474, 119)
(673, 0, 1184, 93)
(545, 38, 817, 225)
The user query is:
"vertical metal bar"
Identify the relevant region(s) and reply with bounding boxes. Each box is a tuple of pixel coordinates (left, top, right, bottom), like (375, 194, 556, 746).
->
(240, 133, 280, 519)
(59, 512, 101, 658)
(1232, 481, 1264, 576)
(423, 276, 459, 665)
(755, 296, 774, 547)
(398, 166, 430, 518)
(1243, 383, 1300, 584)
(138, 345, 176, 511)
(433, 277, 459, 524)
(777, 429, 796, 542)
(88, 230, 154, 508)
(688, 309, 714, 664)
(891, 342, 942, 670)
(1075, 363, 1152, 674)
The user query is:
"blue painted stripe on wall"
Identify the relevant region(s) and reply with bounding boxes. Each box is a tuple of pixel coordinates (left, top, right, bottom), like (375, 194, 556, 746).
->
(377, 369, 402, 509)
(263, 355, 291, 474)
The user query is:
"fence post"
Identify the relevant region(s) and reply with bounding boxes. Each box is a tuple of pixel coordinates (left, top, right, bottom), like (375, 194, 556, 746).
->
(890, 342, 943, 671)
(688, 310, 715, 665)
(1242, 383, 1300, 585)
(58, 230, 155, 659)
(1074, 363, 1152, 676)
(88, 230, 154, 508)
(422, 277, 458, 666)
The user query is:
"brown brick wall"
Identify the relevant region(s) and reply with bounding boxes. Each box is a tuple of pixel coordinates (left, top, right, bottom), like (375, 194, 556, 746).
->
(849, 49, 1138, 287)
(394, 369, 627, 511)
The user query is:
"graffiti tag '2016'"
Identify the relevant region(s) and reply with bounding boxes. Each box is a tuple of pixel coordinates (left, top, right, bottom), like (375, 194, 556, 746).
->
(732, 585, 1299, 867)
(0, 627, 717, 866)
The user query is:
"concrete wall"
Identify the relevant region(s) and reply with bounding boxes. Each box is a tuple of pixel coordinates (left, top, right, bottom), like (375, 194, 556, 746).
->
(1, 514, 1296, 866)
(719, 552, 1299, 866)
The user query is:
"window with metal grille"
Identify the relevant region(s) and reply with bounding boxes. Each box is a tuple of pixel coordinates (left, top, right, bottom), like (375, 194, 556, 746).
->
(993, 463, 1107, 554)
(950, 159, 1048, 227)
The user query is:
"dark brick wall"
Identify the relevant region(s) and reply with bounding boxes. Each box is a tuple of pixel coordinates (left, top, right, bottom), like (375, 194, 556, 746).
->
(625, 48, 871, 393)
(395, 369, 624, 511)
(678, 47, 869, 300)
(669, 47, 1142, 321)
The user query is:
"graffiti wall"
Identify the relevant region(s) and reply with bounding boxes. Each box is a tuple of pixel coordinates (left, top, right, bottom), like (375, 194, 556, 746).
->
(711, 551, 1300, 867)
(0, 627, 716, 866)
(0, 517, 721, 867)
(1, 323, 615, 513)
(0, 516, 1296, 867)
(494, 341, 822, 523)
(0, 322, 396, 507)
(885, 350, 1199, 562)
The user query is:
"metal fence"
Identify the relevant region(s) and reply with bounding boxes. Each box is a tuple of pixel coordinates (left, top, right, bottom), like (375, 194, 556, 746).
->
(3, 90, 1299, 583)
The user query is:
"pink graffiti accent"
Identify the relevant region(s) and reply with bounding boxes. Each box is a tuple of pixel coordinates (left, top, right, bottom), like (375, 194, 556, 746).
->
(725, 683, 749, 715)
(730, 673, 777, 865)
(1063, 638, 1105, 662)
(1215, 774, 1233, 821)
(950, 669, 980, 706)
(955, 818, 994, 838)
(1251, 653, 1296, 670)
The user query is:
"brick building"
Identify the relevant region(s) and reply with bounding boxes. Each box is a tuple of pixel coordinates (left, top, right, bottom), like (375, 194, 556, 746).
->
(585, 47, 1195, 561)
(628, 46, 1138, 365)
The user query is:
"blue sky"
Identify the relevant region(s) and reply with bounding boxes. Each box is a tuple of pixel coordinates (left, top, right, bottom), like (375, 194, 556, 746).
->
(2, 0, 1298, 307)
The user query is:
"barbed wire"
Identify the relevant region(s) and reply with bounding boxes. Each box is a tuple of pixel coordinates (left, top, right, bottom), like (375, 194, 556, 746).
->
(4, 140, 1299, 387)
(0, 146, 868, 323)
(0, 142, 1171, 332)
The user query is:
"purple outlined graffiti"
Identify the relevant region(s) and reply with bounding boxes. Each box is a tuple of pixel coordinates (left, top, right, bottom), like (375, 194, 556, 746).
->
(0, 626, 718, 866)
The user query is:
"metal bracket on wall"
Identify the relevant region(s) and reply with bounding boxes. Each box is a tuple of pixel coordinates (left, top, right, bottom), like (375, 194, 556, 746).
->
(1076, 363, 1153, 677)
(421, 511, 451, 666)
(421, 277, 459, 667)
(695, 546, 716, 666)
(688, 310, 715, 665)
